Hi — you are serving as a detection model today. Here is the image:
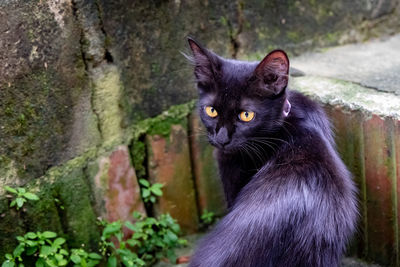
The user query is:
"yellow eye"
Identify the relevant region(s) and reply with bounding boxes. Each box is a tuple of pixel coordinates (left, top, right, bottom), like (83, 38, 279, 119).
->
(205, 106, 218, 118)
(239, 111, 255, 122)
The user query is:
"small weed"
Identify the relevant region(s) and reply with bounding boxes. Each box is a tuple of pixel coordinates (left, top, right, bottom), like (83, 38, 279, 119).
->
(99, 211, 186, 266)
(4, 186, 39, 210)
(138, 179, 163, 203)
(201, 209, 215, 226)
(70, 248, 102, 267)
(1, 231, 101, 267)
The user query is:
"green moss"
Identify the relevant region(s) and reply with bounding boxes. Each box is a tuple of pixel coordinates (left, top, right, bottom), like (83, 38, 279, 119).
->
(0, 148, 101, 255)
(54, 167, 100, 249)
(287, 31, 301, 42)
(132, 139, 146, 179)
(92, 65, 125, 145)
(132, 100, 196, 139)
(0, 70, 71, 179)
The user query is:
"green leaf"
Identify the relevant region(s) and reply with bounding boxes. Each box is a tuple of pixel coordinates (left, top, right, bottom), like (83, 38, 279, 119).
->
(16, 198, 25, 208)
(166, 230, 178, 242)
(4, 186, 17, 194)
(126, 239, 140, 247)
(44, 258, 57, 267)
(13, 244, 24, 257)
(18, 263, 24, 267)
(42, 231, 57, 239)
(150, 196, 156, 203)
(26, 246, 38, 256)
(88, 253, 102, 260)
(53, 237, 66, 246)
(107, 255, 117, 267)
(138, 179, 150, 187)
(59, 249, 69, 256)
(25, 232, 37, 239)
(35, 258, 45, 267)
(150, 187, 163, 196)
(55, 254, 63, 261)
(70, 254, 81, 264)
(166, 249, 177, 264)
(142, 188, 150, 198)
(26, 240, 37, 247)
(58, 259, 68, 266)
(39, 245, 53, 256)
(2, 261, 15, 267)
(103, 221, 122, 237)
(5, 254, 12, 260)
(23, 193, 39, 201)
(10, 200, 16, 207)
(17, 188, 26, 194)
(152, 183, 163, 189)
(132, 211, 142, 220)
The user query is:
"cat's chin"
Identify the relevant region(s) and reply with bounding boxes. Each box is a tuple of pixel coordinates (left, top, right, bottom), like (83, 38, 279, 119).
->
(213, 144, 238, 155)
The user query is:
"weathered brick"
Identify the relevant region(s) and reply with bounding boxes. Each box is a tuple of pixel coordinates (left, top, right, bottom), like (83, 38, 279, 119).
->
(93, 146, 146, 223)
(146, 121, 199, 233)
(393, 119, 400, 266)
(326, 105, 366, 257)
(189, 112, 226, 217)
(363, 115, 397, 265)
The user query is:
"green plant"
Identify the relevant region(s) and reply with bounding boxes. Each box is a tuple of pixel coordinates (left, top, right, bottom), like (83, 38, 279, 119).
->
(200, 209, 215, 226)
(4, 186, 39, 210)
(2, 231, 68, 267)
(138, 179, 163, 203)
(1, 231, 101, 267)
(70, 249, 102, 267)
(99, 220, 146, 267)
(99, 211, 186, 266)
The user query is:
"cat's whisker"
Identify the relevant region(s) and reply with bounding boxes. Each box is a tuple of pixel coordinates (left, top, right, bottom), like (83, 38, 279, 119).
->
(250, 139, 278, 151)
(246, 142, 267, 165)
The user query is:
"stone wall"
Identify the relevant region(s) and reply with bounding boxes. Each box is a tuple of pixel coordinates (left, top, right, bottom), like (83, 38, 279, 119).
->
(2, 0, 400, 265)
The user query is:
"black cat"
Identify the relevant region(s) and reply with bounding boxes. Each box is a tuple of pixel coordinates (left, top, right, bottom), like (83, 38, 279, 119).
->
(187, 38, 358, 267)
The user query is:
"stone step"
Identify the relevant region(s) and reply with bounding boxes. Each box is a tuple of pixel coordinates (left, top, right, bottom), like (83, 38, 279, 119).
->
(291, 34, 400, 95)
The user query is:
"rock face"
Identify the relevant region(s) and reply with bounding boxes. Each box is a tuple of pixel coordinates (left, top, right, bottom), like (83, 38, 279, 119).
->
(1, 0, 400, 264)
(1, 0, 399, 182)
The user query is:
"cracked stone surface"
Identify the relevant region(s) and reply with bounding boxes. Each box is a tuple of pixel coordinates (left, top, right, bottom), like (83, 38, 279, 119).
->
(291, 34, 400, 95)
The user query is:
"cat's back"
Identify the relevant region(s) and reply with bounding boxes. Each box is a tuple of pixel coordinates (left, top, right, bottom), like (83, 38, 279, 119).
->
(287, 89, 335, 147)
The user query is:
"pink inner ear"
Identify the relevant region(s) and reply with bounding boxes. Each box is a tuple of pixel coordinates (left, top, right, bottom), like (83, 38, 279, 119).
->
(188, 39, 203, 55)
(255, 50, 290, 76)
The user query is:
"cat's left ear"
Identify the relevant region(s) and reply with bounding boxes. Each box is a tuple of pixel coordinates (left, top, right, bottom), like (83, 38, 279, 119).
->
(187, 37, 221, 88)
(254, 50, 289, 95)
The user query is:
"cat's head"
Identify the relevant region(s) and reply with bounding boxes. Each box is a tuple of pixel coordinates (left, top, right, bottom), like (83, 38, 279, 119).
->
(188, 38, 290, 154)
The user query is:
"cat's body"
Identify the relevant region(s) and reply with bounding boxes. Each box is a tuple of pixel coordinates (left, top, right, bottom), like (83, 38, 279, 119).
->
(187, 38, 358, 267)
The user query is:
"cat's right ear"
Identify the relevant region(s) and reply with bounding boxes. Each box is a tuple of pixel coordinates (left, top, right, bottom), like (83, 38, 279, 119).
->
(187, 38, 221, 88)
(253, 50, 289, 95)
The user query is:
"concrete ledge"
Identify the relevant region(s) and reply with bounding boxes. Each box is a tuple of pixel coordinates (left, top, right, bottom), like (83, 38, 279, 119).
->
(290, 76, 400, 119)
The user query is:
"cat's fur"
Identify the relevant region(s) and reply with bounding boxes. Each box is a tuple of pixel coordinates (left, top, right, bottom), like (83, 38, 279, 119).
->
(187, 38, 358, 267)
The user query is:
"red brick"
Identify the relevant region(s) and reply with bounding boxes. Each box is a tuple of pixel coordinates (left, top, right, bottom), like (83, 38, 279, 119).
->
(146, 121, 199, 233)
(189, 112, 226, 217)
(363, 115, 397, 265)
(394, 119, 400, 266)
(326, 105, 367, 257)
(94, 146, 146, 223)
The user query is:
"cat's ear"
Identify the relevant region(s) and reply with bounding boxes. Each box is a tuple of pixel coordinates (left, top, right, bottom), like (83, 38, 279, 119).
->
(187, 37, 221, 88)
(254, 50, 289, 95)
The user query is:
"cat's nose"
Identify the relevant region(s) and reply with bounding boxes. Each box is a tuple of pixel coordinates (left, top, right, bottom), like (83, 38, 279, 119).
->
(215, 127, 230, 147)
